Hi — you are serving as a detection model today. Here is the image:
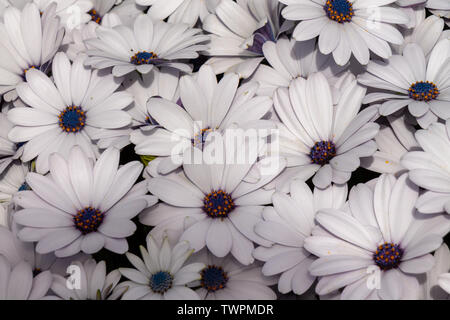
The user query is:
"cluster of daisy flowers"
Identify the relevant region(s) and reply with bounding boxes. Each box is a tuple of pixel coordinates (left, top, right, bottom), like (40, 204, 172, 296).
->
(0, 0, 448, 301)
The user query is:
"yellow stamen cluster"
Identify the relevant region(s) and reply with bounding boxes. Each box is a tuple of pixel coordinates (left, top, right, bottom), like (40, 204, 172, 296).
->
(58, 106, 86, 133)
(324, 0, 354, 23)
(130, 51, 158, 65)
(74, 207, 104, 234)
(408, 81, 439, 102)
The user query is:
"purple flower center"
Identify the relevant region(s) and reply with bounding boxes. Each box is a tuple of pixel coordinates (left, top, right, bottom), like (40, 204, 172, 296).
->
(88, 9, 102, 24)
(74, 207, 104, 234)
(408, 81, 439, 102)
(59, 106, 86, 133)
(130, 51, 158, 65)
(310, 141, 336, 165)
(201, 265, 228, 292)
(324, 0, 354, 23)
(373, 242, 403, 270)
(203, 190, 235, 218)
(149, 271, 173, 293)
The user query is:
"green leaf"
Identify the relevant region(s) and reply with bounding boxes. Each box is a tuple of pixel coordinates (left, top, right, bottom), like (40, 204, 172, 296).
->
(140, 155, 157, 167)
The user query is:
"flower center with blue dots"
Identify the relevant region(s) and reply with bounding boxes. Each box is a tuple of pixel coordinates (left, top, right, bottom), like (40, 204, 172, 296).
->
(74, 207, 104, 234)
(373, 242, 403, 270)
(203, 190, 235, 218)
(88, 9, 102, 24)
(201, 265, 228, 292)
(192, 128, 213, 148)
(59, 106, 86, 133)
(408, 81, 439, 102)
(18, 182, 30, 192)
(130, 51, 158, 65)
(324, 0, 354, 23)
(310, 141, 336, 165)
(149, 271, 173, 294)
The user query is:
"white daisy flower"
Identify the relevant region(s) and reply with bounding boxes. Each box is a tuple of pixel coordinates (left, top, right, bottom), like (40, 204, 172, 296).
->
(136, 0, 219, 27)
(7, 52, 133, 174)
(84, 13, 209, 77)
(271, 72, 379, 190)
(86, 0, 145, 27)
(99, 67, 180, 150)
(131, 65, 274, 175)
(0, 3, 64, 102)
(0, 254, 53, 300)
(119, 236, 204, 300)
(141, 142, 286, 265)
(402, 122, 450, 215)
(0, 161, 29, 206)
(187, 249, 277, 300)
(253, 180, 347, 295)
(51, 259, 126, 300)
(360, 114, 420, 175)
(202, 0, 281, 79)
(13, 146, 157, 257)
(247, 37, 348, 97)
(396, 0, 450, 26)
(279, 0, 409, 66)
(0, 111, 23, 174)
(358, 40, 450, 129)
(305, 173, 450, 299)
(422, 243, 450, 299)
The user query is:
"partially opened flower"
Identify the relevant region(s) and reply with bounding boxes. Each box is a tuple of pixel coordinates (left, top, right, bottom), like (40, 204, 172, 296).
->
(272, 72, 379, 190)
(422, 243, 450, 299)
(13, 146, 156, 257)
(0, 111, 23, 174)
(136, 0, 218, 27)
(141, 142, 286, 265)
(51, 259, 126, 300)
(7, 52, 133, 174)
(202, 0, 281, 78)
(188, 249, 277, 300)
(131, 65, 274, 175)
(254, 180, 347, 295)
(0, 161, 29, 206)
(279, 0, 409, 65)
(0, 254, 53, 300)
(248, 37, 348, 97)
(84, 13, 209, 77)
(361, 114, 420, 175)
(119, 236, 204, 300)
(402, 123, 450, 215)
(358, 40, 450, 129)
(0, 3, 64, 102)
(305, 174, 450, 299)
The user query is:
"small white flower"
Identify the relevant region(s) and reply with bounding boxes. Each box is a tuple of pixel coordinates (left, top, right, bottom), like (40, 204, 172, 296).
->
(279, 0, 409, 65)
(13, 146, 156, 257)
(119, 236, 205, 300)
(84, 13, 209, 77)
(188, 249, 277, 300)
(359, 40, 450, 129)
(254, 180, 347, 295)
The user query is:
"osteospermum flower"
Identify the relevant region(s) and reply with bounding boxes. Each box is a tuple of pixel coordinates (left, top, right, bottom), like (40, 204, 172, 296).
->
(402, 123, 450, 215)
(84, 13, 209, 77)
(136, 0, 218, 27)
(141, 141, 286, 265)
(279, 0, 409, 65)
(51, 259, 126, 300)
(99, 67, 180, 150)
(254, 180, 347, 295)
(305, 174, 450, 299)
(7, 52, 133, 174)
(13, 146, 156, 257)
(359, 40, 450, 129)
(131, 65, 274, 175)
(248, 37, 348, 97)
(272, 72, 379, 190)
(0, 111, 23, 174)
(360, 114, 419, 175)
(0, 254, 53, 300)
(119, 236, 204, 300)
(187, 249, 277, 300)
(0, 3, 64, 102)
(202, 0, 281, 78)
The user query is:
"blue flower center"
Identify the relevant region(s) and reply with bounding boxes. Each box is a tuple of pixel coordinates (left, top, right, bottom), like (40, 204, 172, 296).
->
(59, 106, 86, 133)
(74, 207, 104, 234)
(201, 265, 228, 292)
(18, 182, 30, 192)
(88, 9, 102, 24)
(192, 128, 213, 148)
(203, 190, 235, 218)
(247, 22, 275, 55)
(310, 141, 336, 165)
(408, 81, 439, 102)
(374, 242, 403, 270)
(324, 0, 354, 23)
(130, 51, 158, 65)
(149, 271, 173, 294)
